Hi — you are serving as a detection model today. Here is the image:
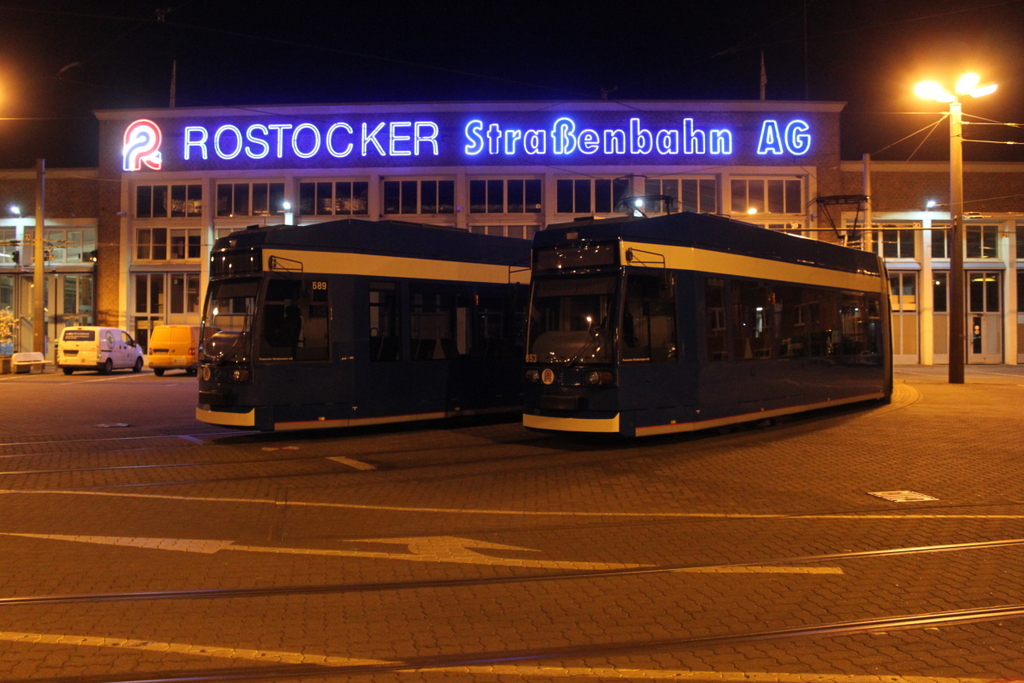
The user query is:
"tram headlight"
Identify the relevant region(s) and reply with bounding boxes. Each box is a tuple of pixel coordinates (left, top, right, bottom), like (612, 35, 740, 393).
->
(583, 370, 615, 386)
(230, 368, 250, 382)
(524, 368, 541, 383)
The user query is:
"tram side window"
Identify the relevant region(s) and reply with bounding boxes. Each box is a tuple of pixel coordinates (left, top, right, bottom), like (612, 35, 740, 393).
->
(774, 284, 808, 358)
(805, 288, 840, 357)
(705, 278, 728, 361)
(259, 278, 330, 362)
(839, 292, 872, 355)
(621, 273, 676, 362)
(476, 290, 523, 358)
(410, 287, 469, 361)
(731, 280, 773, 360)
(369, 283, 401, 362)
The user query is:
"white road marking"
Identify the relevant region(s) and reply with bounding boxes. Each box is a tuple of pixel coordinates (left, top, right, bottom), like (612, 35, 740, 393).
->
(0, 630, 992, 682)
(1, 533, 647, 570)
(3, 489, 1024, 520)
(327, 455, 376, 470)
(0, 532, 844, 573)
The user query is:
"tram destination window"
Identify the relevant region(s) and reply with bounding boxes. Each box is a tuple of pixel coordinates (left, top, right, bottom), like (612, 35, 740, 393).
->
(533, 243, 618, 272)
(259, 277, 330, 362)
(621, 272, 676, 362)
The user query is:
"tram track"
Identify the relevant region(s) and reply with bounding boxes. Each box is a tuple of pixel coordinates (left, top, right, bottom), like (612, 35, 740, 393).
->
(2, 537, 1021, 607)
(8, 601, 1024, 683)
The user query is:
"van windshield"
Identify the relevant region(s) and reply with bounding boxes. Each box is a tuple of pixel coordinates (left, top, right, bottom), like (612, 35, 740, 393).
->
(201, 279, 258, 363)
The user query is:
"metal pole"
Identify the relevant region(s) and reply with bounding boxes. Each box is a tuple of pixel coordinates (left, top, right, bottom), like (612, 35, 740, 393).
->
(33, 159, 46, 355)
(948, 100, 965, 384)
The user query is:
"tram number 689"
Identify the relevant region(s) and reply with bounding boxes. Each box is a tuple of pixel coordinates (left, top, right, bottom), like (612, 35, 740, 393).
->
(311, 281, 328, 291)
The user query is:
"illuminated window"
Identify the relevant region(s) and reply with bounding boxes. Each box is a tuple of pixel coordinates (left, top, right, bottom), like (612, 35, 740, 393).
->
(382, 180, 454, 215)
(0, 228, 15, 265)
(136, 228, 200, 261)
(643, 178, 717, 214)
(556, 178, 631, 214)
(469, 179, 541, 214)
(872, 225, 916, 259)
(731, 178, 802, 214)
(469, 225, 538, 240)
(298, 181, 370, 216)
(135, 184, 203, 218)
(216, 182, 285, 217)
(966, 224, 998, 259)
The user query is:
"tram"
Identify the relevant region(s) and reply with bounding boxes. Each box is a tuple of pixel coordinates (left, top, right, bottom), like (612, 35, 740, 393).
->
(522, 212, 892, 437)
(196, 219, 530, 431)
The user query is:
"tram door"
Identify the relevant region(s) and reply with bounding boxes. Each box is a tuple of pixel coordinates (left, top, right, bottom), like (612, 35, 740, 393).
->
(967, 271, 1001, 363)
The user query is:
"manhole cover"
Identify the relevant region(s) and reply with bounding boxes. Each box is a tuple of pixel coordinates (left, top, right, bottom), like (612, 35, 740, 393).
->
(867, 490, 937, 503)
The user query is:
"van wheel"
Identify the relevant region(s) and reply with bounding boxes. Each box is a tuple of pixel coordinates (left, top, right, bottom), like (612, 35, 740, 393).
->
(154, 368, 165, 377)
(133, 357, 143, 373)
(62, 368, 74, 376)
(100, 358, 113, 375)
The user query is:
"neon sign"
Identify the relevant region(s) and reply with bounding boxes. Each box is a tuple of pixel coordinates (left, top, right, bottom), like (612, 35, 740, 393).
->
(122, 119, 163, 171)
(121, 113, 816, 170)
(181, 121, 441, 161)
(464, 117, 735, 157)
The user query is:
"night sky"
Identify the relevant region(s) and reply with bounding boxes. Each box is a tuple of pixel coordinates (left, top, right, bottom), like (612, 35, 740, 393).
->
(1, 0, 1022, 168)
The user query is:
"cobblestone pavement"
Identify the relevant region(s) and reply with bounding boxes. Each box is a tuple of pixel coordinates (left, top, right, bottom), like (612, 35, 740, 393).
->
(0, 366, 1023, 682)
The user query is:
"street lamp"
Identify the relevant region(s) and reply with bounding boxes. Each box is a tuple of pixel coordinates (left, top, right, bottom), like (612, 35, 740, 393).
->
(914, 73, 997, 384)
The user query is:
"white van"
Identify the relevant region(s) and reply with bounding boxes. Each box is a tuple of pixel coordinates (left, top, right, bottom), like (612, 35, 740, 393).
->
(57, 326, 144, 375)
(148, 325, 201, 376)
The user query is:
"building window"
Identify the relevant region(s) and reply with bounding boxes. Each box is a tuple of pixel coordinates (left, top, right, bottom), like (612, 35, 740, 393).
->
(298, 181, 370, 216)
(889, 272, 917, 311)
(643, 178, 717, 214)
(933, 272, 948, 313)
(382, 180, 455, 215)
(13, 229, 98, 265)
(469, 179, 541, 214)
(731, 178, 802, 215)
(136, 228, 200, 261)
(216, 182, 285, 217)
(966, 224, 998, 259)
(556, 178, 631, 214)
(1, 228, 17, 265)
(969, 271, 1000, 313)
(469, 225, 538, 240)
(873, 226, 916, 259)
(136, 184, 203, 218)
(1017, 224, 1024, 260)
(931, 225, 950, 259)
(1018, 271, 1024, 313)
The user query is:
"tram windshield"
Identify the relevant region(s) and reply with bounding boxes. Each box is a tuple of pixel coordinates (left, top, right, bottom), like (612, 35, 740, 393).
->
(201, 279, 259, 364)
(527, 275, 616, 365)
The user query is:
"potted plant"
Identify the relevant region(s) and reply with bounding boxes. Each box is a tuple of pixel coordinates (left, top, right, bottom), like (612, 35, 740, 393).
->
(0, 306, 14, 374)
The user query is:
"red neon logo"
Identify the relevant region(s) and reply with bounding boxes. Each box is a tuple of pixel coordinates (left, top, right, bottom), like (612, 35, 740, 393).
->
(123, 119, 163, 171)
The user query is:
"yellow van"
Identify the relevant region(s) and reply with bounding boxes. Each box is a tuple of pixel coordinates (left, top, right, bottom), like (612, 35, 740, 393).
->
(148, 325, 201, 376)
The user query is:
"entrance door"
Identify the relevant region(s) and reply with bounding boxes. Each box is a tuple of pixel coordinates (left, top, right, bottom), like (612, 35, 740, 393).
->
(968, 271, 1001, 363)
(888, 272, 918, 364)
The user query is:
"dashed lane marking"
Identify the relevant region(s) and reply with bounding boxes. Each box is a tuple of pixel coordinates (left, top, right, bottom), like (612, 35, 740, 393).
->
(0, 630, 994, 683)
(3, 489, 1024, 519)
(327, 455, 377, 470)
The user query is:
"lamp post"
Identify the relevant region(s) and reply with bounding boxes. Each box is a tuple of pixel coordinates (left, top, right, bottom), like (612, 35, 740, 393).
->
(914, 74, 997, 384)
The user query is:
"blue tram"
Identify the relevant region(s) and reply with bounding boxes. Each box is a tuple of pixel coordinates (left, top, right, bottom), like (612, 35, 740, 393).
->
(196, 219, 530, 432)
(522, 213, 892, 437)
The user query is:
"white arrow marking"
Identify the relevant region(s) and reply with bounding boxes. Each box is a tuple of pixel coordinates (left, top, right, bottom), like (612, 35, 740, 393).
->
(1, 533, 641, 570)
(0, 533, 844, 573)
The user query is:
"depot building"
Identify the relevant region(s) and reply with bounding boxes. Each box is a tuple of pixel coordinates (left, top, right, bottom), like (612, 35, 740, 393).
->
(0, 99, 1022, 364)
